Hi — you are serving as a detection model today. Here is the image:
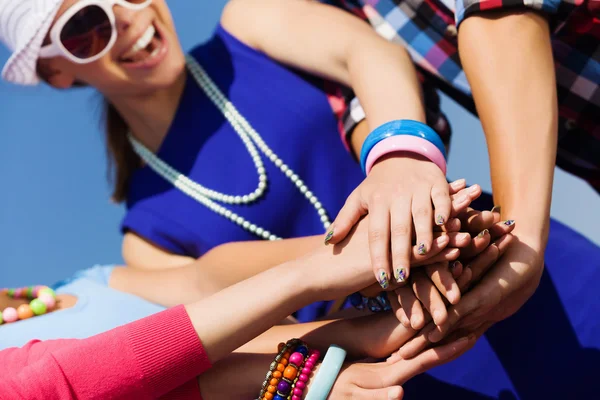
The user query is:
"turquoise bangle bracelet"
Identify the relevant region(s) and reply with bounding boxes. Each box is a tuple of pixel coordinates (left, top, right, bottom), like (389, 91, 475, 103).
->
(359, 120, 447, 174)
(304, 345, 347, 400)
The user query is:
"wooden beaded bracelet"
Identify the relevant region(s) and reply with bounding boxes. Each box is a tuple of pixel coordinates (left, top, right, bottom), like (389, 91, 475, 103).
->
(257, 338, 307, 400)
(274, 348, 309, 399)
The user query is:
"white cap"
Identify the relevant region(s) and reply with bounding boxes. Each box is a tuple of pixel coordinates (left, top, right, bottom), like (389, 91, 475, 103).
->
(0, 0, 64, 85)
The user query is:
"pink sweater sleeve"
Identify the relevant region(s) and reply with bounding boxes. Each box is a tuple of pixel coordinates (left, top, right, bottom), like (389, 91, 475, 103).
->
(0, 305, 211, 400)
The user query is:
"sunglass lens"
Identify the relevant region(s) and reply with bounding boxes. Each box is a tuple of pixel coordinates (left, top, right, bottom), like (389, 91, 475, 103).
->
(60, 5, 112, 60)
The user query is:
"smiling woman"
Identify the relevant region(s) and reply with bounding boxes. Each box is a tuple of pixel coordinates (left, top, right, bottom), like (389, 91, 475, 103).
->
(30, 0, 185, 94)
(1, 0, 600, 399)
(0, 0, 472, 325)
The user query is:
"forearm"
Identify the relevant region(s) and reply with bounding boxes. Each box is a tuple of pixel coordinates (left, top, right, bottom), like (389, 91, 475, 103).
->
(185, 259, 314, 362)
(198, 313, 417, 399)
(196, 235, 321, 290)
(459, 12, 557, 246)
(113, 236, 320, 306)
(197, 353, 274, 399)
(113, 258, 317, 362)
(223, 0, 425, 157)
(346, 39, 425, 157)
(237, 312, 415, 360)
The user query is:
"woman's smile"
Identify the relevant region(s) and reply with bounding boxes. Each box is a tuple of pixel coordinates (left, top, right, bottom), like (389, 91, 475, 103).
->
(118, 20, 169, 70)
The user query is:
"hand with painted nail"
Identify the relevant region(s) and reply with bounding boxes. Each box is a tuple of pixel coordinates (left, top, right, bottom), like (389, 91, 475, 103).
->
(325, 172, 481, 294)
(361, 185, 481, 327)
(355, 228, 470, 298)
(318, 334, 477, 400)
(397, 219, 523, 359)
(323, 157, 459, 290)
(389, 262, 461, 329)
(389, 215, 517, 331)
(347, 183, 482, 315)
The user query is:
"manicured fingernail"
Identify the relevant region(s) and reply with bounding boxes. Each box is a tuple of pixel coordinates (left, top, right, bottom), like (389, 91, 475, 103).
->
(491, 205, 501, 214)
(324, 228, 334, 245)
(436, 215, 445, 225)
(503, 220, 515, 226)
(433, 310, 444, 324)
(476, 229, 489, 238)
(394, 267, 407, 283)
(377, 270, 389, 289)
(417, 242, 427, 255)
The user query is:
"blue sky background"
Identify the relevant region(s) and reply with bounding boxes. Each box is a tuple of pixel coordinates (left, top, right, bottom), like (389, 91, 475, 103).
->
(1, 1, 598, 287)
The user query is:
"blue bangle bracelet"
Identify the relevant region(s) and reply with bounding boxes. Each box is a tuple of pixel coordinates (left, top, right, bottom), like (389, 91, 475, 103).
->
(359, 120, 447, 174)
(304, 344, 347, 400)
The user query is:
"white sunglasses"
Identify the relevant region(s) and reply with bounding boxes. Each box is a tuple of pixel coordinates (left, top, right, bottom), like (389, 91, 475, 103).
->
(39, 0, 152, 64)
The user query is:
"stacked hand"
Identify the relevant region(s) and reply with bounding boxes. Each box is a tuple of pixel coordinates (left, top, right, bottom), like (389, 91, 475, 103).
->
(320, 156, 531, 361)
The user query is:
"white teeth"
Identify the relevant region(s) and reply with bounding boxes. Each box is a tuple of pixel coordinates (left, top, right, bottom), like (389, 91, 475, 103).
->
(129, 25, 155, 53)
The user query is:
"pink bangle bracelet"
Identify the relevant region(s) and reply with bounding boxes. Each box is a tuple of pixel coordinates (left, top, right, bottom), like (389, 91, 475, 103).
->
(365, 135, 447, 175)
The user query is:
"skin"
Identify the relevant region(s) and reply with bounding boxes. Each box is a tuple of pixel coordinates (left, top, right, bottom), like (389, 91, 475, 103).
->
(3, 216, 489, 400)
(397, 11, 556, 356)
(40, 0, 457, 302)
(111, 183, 480, 308)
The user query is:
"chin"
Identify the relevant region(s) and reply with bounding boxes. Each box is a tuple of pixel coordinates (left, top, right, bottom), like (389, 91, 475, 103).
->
(144, 53, 186, 89)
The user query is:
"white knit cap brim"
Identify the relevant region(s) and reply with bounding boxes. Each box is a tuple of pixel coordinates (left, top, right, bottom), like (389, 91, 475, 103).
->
(0, 0, 64, 85)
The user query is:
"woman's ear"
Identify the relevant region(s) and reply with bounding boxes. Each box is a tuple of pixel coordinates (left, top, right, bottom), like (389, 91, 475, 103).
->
(37, 59, 76, 89)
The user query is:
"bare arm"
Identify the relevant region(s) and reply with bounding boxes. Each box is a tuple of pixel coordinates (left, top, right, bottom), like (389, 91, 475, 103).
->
(118, 186, 479, 307)
(118, 233, 321, 306)
(221, 0, 425, 135)
(116, 230, 453, 306)
(397, 11, 557, 353)
(459, 11, 557, 246)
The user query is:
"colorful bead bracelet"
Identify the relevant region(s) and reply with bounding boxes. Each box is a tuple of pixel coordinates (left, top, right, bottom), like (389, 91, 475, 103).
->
(273, 346, 311, 399)
(1, 285, 57, 325)
(258, 338, 305, 400)
(349, 291, 392, 313)
(258, 339, 323, 400)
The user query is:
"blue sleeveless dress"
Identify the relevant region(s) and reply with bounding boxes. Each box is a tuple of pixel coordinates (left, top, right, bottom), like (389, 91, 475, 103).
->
(121, 24, 600, 399)
(122, 25, 364, 321)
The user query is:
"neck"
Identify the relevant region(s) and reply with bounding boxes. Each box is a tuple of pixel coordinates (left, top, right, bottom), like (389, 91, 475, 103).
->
(106, 71, 187, 152)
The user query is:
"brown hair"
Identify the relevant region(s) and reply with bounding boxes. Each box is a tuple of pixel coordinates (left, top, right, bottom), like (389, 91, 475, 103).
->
(37, 62, 139, 202)
(104, 100, 140, 203)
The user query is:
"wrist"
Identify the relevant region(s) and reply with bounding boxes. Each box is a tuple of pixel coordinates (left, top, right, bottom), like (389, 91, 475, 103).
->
(512, 227, 547, 253)
(500, 206, 550, 250)
(281, 257, 322, 307)
(360, 120, 447, 175)
(371, 151, 434, 170)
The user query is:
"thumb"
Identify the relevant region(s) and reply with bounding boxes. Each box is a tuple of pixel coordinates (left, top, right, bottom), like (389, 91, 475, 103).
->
(325, 190, 367, 245)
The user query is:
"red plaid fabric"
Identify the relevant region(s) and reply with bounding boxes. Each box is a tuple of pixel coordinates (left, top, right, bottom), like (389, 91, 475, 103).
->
(324, 0, 600, 192)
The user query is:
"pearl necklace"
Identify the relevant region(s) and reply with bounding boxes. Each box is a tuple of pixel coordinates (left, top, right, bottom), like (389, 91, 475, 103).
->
(128, 55, 331, 240)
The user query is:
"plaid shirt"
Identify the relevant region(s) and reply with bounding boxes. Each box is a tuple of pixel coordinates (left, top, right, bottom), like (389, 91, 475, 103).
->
(324, 0, 600, 193)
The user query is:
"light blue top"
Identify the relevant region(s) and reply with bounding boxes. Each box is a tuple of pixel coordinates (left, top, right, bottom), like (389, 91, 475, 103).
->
(0, 265, 165, 350)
